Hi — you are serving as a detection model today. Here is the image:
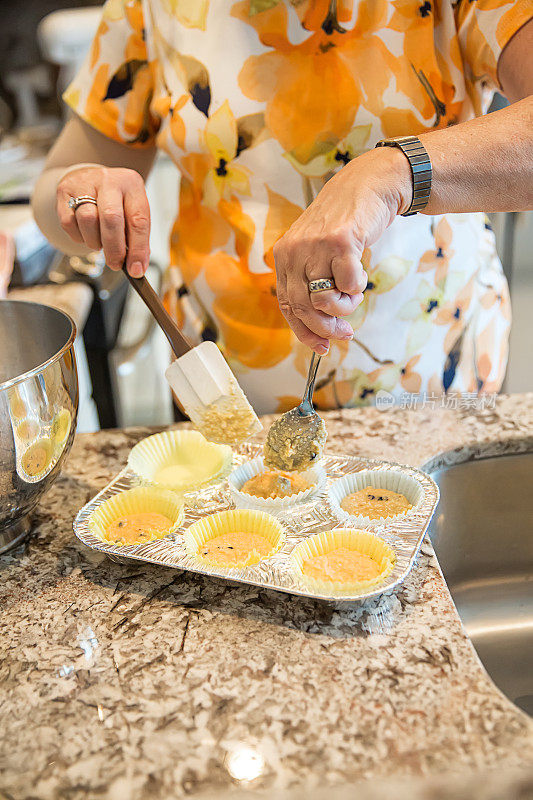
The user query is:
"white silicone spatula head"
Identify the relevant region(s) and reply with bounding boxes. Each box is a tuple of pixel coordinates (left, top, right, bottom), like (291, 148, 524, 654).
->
(165, 341, 262, 446)
(121, 265, 262, 446)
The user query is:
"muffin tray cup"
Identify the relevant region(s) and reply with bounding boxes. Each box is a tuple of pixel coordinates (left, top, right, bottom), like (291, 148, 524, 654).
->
(327, 468, 425, 528)
(228, 456, 327, 513)
(73, 443, 440, 605)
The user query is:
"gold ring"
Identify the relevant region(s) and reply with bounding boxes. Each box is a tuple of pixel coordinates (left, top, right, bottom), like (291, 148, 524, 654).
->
(308, 278, 336, 293)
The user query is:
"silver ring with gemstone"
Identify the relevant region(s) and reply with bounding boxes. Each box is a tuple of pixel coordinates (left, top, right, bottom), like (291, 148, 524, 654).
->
(308, 278, 337, 293)
(67, 196, 98, 211)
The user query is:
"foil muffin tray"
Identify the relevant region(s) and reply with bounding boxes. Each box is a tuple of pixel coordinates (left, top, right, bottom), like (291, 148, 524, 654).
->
(73, 443, 439, 604)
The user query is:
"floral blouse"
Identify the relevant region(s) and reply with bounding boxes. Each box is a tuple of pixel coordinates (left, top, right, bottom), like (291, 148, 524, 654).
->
(64, 0, 532, 413)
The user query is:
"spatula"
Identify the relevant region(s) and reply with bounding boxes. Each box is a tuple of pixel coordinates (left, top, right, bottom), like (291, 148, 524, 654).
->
(122, 266, 262, 445)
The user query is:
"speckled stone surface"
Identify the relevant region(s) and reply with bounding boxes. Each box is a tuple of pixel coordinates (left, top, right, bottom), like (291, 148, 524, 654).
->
(8, 281, 93, 331)
(1, 395, 533, 800)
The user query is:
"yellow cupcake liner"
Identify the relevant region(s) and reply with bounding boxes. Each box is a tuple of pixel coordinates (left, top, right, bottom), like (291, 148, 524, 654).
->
(328, 469, 424, 527)
(228, 457, 326, 513)
(290, 528, 396, 596)
(127, 429, 233, 494)
(184, 509, 285, 570)
(51, 408, 72, 447)
(88, 486, 184, 547)
(18, 437, 55, 483)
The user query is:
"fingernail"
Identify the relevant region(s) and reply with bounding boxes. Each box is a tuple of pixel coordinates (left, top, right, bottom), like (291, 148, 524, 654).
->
(130, 261, 144, 278)
(317, 344, 329, 355)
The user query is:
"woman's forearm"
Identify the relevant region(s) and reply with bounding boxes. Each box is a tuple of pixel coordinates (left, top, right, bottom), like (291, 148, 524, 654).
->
(273, 92, 533, 352)
(32, 115, 156, 258)
(417, 95, 533, 216)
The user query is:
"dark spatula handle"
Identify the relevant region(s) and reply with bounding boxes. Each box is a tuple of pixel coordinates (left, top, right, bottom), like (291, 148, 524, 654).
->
(122, 264, 193, 358)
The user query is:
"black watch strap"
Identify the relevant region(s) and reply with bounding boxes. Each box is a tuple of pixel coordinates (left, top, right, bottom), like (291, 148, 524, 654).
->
(375, 135, 432, 216)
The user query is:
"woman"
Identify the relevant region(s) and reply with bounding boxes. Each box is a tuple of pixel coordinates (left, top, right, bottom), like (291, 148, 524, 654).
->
(33, 0, 533, 414)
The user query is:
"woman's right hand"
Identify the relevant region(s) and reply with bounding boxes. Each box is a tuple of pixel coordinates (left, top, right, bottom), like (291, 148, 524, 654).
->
(56, 166, 151, 277)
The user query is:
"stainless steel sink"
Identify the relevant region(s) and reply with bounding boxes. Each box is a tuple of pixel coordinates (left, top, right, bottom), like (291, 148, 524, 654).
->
(428, 451, 533, 716)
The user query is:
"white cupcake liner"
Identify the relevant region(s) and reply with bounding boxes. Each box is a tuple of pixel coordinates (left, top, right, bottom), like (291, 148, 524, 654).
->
(228, 457, 326, 512)
(88, 486, 184, 547)
(290, 528, 396, 596)
(127, 429, 233, 494)
(184, 509, 285, 569)
(328, 468, 424, 527)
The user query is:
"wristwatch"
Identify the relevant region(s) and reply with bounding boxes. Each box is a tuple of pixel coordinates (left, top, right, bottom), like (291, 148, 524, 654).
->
(375, 135, 432, 216)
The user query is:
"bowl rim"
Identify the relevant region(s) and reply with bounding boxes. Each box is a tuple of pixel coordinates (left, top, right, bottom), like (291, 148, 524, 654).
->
(0, 300, 77, 392)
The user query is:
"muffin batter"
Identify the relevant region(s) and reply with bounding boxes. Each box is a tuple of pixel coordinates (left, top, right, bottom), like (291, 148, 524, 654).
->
(341, 486, 412, 519)
(264, 411, 327, 472)
(242, 470, 309, 499)
(195, 390, 259, 446)
(302, 547, 382, 584)
(21, 438, 52, 477)
(198, 531, 274, 567)
(16, 418, 39, 441)
(105, 512, 173, 544)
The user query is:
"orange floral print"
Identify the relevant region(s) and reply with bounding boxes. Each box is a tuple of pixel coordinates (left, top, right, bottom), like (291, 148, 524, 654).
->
(314, 377, 357, 409)
(204, 252, 293, 369)
(263, 188, 303, 269)
(480, 280, 511, 322)
(346, 254, 411, 330)
(154, 93, 189, 150)
(275, 395, 302, 413)
(84, 64, 120, 141)
(89, 20, 109, 69)
(435, 276, 474, 351)
(417, 218, 455, 288)
(284, 125, 372, 177)
(233, 0, 364, 163)
(400, 355, 422, 394)
(161, 0, 210, 30)
(64, 0, 528, 410)
(201, 101, 251, 207)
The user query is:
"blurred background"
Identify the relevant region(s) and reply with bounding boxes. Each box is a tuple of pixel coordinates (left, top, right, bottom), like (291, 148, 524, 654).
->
(1, 0, 532, 433)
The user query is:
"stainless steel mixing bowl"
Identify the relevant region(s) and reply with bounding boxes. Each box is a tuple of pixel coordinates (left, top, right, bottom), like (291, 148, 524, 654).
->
(0, 300, 79, 553)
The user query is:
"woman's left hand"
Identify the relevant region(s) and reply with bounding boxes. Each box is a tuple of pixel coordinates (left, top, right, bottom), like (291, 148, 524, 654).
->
(273, 147, 411, 354)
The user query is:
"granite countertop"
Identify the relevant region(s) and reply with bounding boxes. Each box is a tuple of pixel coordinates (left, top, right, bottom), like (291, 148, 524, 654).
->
(8, 281, 93, 332)
(1, 395, 533, 800)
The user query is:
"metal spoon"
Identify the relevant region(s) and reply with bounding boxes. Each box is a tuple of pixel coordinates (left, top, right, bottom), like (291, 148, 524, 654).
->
(263, 353, 327, 471)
